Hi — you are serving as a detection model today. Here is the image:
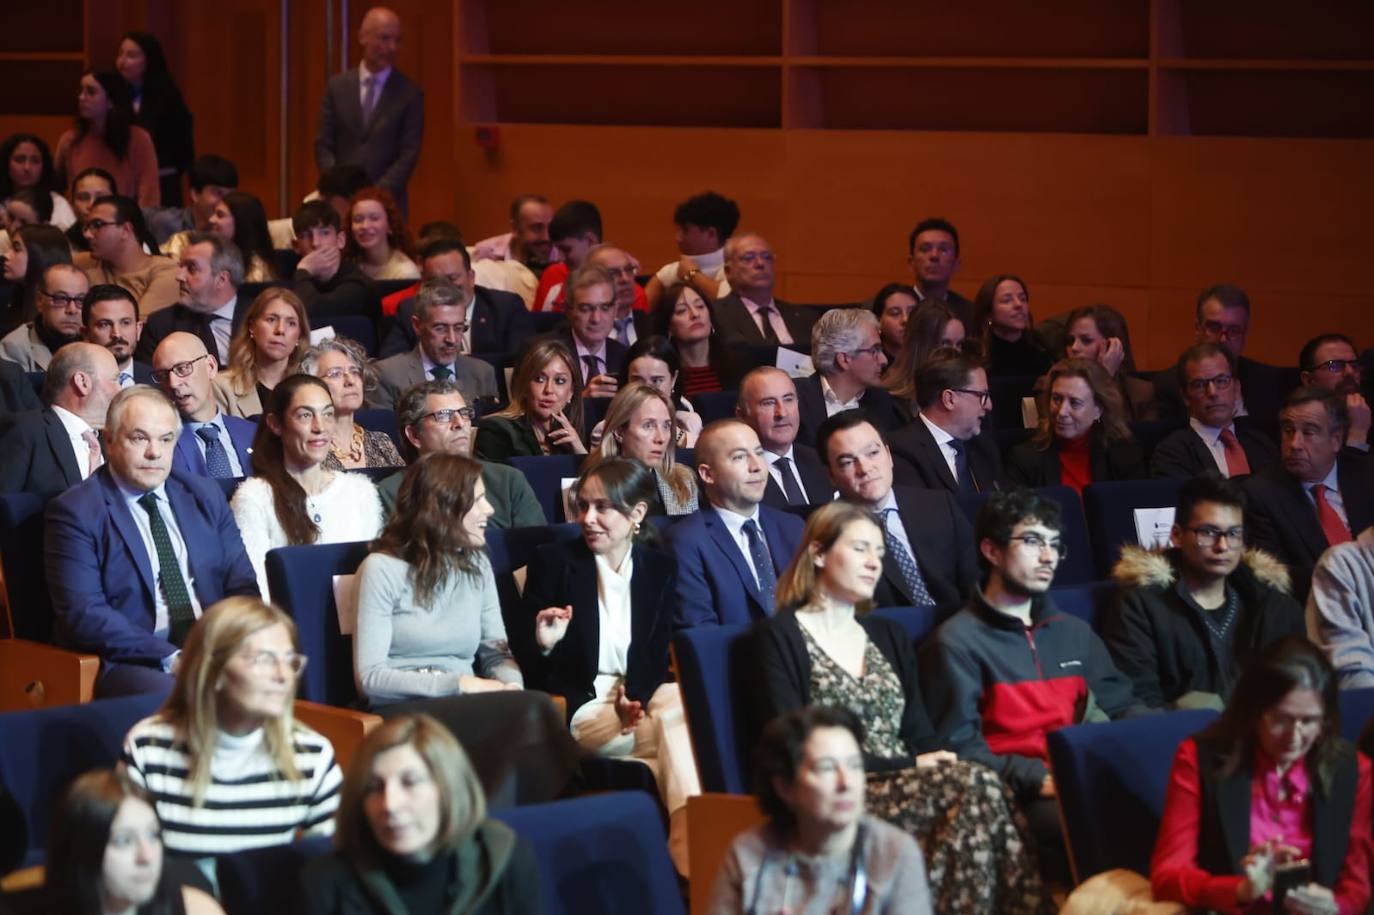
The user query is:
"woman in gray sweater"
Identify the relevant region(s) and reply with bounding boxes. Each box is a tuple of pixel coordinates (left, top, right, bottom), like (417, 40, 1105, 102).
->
(353, 453, 523, 708)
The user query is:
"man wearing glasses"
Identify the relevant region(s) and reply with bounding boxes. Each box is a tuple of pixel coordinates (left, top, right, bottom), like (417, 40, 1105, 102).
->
(0, 263, 88, 370)
(920, 488, 1147, 881)
(150, 332, 254, 479)
(378, 378, 544, 529)
(1151, 342, 1278, 478)
(548, 262, 624, 398)
(76, 195, 180, 318)
(713, 233, 815, 349)
(1102, 473, 1303, 711)
(1299, 332, 1370, 451)
(795, 308, 904, 447)
(370, 279, 497, 411)
(890, 349, 1004, 494)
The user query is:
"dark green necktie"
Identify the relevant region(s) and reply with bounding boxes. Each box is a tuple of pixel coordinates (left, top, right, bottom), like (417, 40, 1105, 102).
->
(138, 492, 196, 646)
(431, 365, 453, 380)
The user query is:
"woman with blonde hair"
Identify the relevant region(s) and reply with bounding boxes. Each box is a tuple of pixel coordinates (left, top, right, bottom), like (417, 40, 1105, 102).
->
(590, 381, 698, 515)
(755, 500, 1049, 914)
(212, 286, 310, 418)
(1005, 357, 1145, 494)
(474, 337, 587, 461)
(121, 597, 343, 875)
(301, 713, 542, 914)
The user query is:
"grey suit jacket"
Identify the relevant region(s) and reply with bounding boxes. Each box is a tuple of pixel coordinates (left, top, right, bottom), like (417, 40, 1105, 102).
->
(368, 349, 497, 411)
(0, 324, 53, 372)
(314, 67, 424, 213)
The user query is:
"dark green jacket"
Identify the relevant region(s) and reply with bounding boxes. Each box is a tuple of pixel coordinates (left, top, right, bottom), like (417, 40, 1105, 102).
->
(377, 460, 546, 529)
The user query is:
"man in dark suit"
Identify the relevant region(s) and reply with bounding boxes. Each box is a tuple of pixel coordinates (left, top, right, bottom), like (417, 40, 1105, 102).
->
(83, 284, 153, 388)
(795, 307, 905, 447)
(290, 201, 382, 325)
(1244, 388, 1374, 603)
(889, 350, 1004, 494)
(736, 367, 832, 508)
(1151, 342, 1278, 479)
(150, 333, 255, 478)
(1299, 332, 1370, 451)
(907, 217, 973, 328)
(370, 280, 498, 410)
(0, 359, 40, 416)
(666, 420, 805, 628)
(712, 233, 815, 348)
(0, 343, 121, 496)
(587, 245, 652, 347)
(818, 410, 978, 612)
(134, 233, 248, 367)
(379, 238, 533, 359)
(313, 6, 424, 214)
(44, 386, 259, 697)
(556, 263, 626, 398)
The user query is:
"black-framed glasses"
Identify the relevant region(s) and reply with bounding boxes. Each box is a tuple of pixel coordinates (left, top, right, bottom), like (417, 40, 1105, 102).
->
(1184, 373, 1233, 393)
(1006, 533, 1066, 559)
(1186, 525, 1244, 549)
(952, 388, 992, 407)
(847, 344, 885, 359)
(1305, 359, 1360, 375)
(83, 217, 123, 233)
(40, 289, 86, 308)
(421, 406, 476, 425)
(150, 354, 208, 384)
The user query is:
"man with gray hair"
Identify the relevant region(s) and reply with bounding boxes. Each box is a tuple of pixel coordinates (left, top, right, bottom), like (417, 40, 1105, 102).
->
(45, 385, 259, 696)
(712, 232, 815, 348)
(795, 307, 905, 448)
(0, 341, 121, 495)
(135, 231, 248, 367)
(369, 279, 497, 410)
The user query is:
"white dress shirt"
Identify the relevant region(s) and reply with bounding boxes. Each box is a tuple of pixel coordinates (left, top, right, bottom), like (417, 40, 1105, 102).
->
(51, 404, 98, 480)
(765, 446, 806, 497)
(115, 479, 203, 639)
(1188, 417, 1240, 477)
(208, 296, 237, 366)
(875, 489, 916, 559)
(820, 375, 864, 417)
(713, 504, 766, 585)
(918, 412, 961, 483)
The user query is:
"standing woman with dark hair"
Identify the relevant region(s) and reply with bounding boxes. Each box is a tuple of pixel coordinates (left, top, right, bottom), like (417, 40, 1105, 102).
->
(972, 274, 1052, 378)
(207, 191, 276, 282)
(116, 32, 194, 208)
(1, 223, 72, 336)
(0, 133, 76, 229)
(54, 70, 161, 207)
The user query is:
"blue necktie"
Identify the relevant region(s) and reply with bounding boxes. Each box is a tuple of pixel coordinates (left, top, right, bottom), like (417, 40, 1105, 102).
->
(742, 518, 777, 615)
(950, 438, 975, 494)
(195, 425, 235, 478)
(882, 508, 934, 607)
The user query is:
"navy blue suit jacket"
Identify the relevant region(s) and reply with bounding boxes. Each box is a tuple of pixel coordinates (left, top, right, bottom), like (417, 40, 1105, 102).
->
(44, 466, 259, 666)
(170, 414, 256, 478)
(666, 503, 805, 628)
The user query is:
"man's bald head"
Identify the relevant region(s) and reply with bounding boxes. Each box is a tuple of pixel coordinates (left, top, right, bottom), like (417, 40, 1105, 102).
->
(153, 331, 211, 367)
(359, 7, 401, 72)
(43, 342, 120, 427)
(695, 418, 756, 467)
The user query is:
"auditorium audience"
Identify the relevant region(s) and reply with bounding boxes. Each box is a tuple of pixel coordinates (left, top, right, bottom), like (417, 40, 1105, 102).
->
(666, 419, 802, 627)
(81, 194, 180, 318)
(590, 335, 703, 448)
(870, 281, 919, 366)
(55, 70, 160, 207)
(1005, 357, 1145, 494)
(714, 232, 815, 347)
(1307, 524, 1374, 689)
(737, 366, 831, 507)
(659, 282, 736, 395)
(888, 349, 1004, 494)
(290, 200, 381, 324)
(83, 284, 150, 387)
(590, 382, 699, 516)
(474, 337, 587, 461)
(354, 454, 522, 707)
(1150, 342, 1278, 479)
(708, 706, 933, 915)
(380, 379, 544, 526)
(1101, 474, 1303, 710)
(920, 489, 1148, 879)
(301, 713, 543, 915)
(796, 308, 904, 446)
(0, 133, 75, 229)
(0, 342, 119, 495)
(211, 286, 310, 418)
(643, 190, 738, 313)
(148, 154, 237, 249)
(1300, 333, 1369, 451)
(883, 301, 969, 416)
(532, 199, 601, 312)
(231, 374, 383, 597)
(1245, 388, 1374, 604)
(1, 222, 72, 337)
(151, 332, 254, 479)
(972, 274, 1052, 378)
(300, 336, 404, 470)
(122, 597, 343, 867)
(370, 278, 497, 410)
(65, 167, 116, 251)
(1150, 637, 1372, 914)
(468, 193, 554, 307)
(907, 217, 973, 326)
(555, 262, 625, 397)
(817, 410, 978, 611)
(115, 32, 194, 209)
(754, 501, 1045, 912)
(1062, 303, 1157, 421)
(345, 187, 419, 281)
(0, 261, 88, 369)
(45, 386, 259, 697)
(45, 769, 222, 915)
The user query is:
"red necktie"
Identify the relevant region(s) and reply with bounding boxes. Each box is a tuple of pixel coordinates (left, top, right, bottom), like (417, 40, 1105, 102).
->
(1219, 428, 1250, 477)
(1312, 484, 1352, 546)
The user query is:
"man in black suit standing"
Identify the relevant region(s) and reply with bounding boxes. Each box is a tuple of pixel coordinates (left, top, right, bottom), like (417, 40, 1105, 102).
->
(889, 350, 1003, 494)
(0, 342, 121, 496)
(737, 366, 831, 509)
(83, 285, 153, 388)
(314, 6, 424, 215)
(134, 233, 247, 367)
(795, 308, 905, 447)
(1244, 388, 1374, 602)
(712, 233, 815, 349)
(818, 409, 978, 612)
(907, 217, 973, 328)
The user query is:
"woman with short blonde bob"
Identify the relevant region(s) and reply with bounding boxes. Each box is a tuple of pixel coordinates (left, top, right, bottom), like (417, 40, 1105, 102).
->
(301, 714, 543, 915)
(121, 598, 343, 870)
(590, 381, 698, 515)
(212, 286, 310, 418)
(474, 338, 587, 461)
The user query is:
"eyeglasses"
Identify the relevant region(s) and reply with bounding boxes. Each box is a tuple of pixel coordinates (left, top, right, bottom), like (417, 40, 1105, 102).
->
(40, 289, 86, 308)
(1200, 319, 1246, 340)
(1305, 358, 1361, 375)
(1186, 525, 1244, 549)
(1006, 533, 1066, 559)
(83, 217, 122, 233)
(421, 406, 475, 425)
(1184, 373, 1234, 394)
(150, 354, 208, 384)
(237, 649, 308, 674)
(736, 251, 774, 265)
(952, 388, 992, 407)
(426, 322, 469, 336)
(847, 344, 885, 359)
(320, 366, 363, 381)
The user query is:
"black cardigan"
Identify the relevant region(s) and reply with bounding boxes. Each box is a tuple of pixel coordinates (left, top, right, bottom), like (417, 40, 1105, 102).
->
(1004, 425, 1146, 488)
(754, 609, 943, 773)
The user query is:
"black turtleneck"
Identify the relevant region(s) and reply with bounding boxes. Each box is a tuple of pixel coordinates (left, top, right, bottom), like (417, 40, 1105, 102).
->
(382, 850, 454, 915)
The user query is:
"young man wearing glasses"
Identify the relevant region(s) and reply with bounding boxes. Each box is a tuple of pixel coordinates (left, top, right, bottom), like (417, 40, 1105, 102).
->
(795, 308, 904, 447)
(0, 262, 88, 370)
(1102, 473, 1303, 711)
(77, 195, 181, 318)
(889, 349, 1004, 494)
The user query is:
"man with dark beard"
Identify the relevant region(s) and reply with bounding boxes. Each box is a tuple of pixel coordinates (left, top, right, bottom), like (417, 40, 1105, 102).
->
(1300, 333, 1370, 451)
(82, 284, 151, 387)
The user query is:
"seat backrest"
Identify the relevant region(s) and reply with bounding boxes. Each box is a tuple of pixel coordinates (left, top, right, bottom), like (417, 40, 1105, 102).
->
(485, 523, 583, 645)
(692, 390, 740, 425)
(353, 409, 402, 451)
(954, 485, 1095, 586)
(323, 315, 377, 357)
(871, 605, 941, 644)
(1047, 708, 1218, 882)
(1338, 687, 1374, 743)
(530, 312, 564, 335)
(1082, 477, 1187, 578)
(509, 455, 585, 523)
(265, 541, 373, 705)
(0, 690, 168, 861)
(493, 793, 685, 915)
(672, 624, 754, 795)
(990, 374, 1038, 429)
(0, 493, 49, 642)
(217, 835, 331, 915)
(1048, 580, 1115, 629)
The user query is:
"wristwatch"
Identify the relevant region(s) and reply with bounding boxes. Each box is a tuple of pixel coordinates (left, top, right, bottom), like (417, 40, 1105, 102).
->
(682, 268, 700, 283)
